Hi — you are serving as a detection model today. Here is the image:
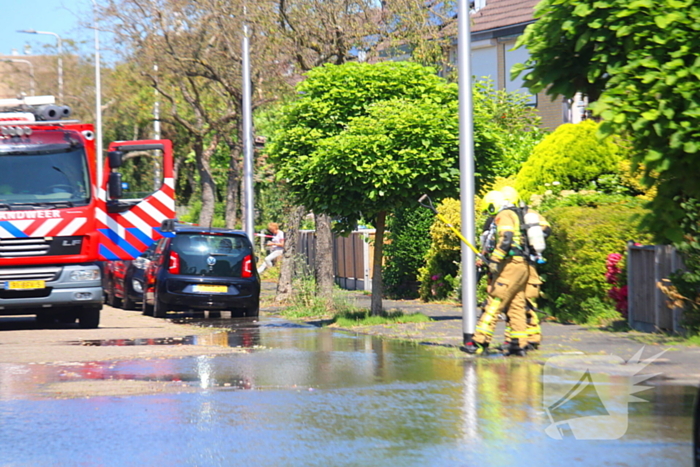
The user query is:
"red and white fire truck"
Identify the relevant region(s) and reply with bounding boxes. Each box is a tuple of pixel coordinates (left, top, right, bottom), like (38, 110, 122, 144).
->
(0, 95, 175, 328)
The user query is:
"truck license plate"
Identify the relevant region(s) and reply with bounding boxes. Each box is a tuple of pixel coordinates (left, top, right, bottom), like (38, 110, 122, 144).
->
(6, 280, 46, 290)
(193, 284, 227, 293)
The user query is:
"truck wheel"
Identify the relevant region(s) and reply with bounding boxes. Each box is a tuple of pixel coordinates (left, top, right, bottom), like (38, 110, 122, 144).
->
(153, 290, 167, 318)
(79, 306, 100, 329)
(58, 312, 78, 324)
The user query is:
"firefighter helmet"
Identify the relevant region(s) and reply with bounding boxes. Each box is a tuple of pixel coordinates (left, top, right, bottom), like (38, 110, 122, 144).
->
(500, 186, 520, 206)
(481, 190, 505, 215)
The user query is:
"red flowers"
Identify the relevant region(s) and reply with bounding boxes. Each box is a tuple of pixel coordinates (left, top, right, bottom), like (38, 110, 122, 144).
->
(606, 253, 628, 317)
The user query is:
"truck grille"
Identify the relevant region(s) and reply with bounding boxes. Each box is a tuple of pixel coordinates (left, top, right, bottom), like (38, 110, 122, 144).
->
(0, 238, 51, 257)
(0, 266, 62, 282)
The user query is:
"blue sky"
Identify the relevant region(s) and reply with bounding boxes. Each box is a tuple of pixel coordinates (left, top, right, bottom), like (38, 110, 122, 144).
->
(0, 0, 93, 57)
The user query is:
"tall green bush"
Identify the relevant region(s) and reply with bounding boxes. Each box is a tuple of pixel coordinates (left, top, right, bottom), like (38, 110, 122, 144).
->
(516, 120, 624, 201)
(383, 206, 434, 299)
(418, 198, 462, 301)
(540, 197, 652, 323)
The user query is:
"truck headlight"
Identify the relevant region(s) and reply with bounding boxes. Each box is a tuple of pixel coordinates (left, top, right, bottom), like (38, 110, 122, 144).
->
(132, 279, 143, 293)
(69, 269, 100, 281)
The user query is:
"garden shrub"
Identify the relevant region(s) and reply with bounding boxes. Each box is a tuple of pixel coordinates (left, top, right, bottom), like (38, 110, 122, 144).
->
(383, 206, 434, 299)
(668, 198, 700, 335)
(516, 120, 625, 202)
(539, 199, 652, 324)
(418, 198, 462, 301)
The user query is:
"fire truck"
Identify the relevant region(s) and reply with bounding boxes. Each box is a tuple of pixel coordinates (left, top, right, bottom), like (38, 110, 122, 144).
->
(0, 95, 175, 328)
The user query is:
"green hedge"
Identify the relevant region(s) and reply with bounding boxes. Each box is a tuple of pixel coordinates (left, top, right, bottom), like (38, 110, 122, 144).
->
(516, 120, 624, 201)
(383, 206, 434, 299)
(540, 199, 652, 323)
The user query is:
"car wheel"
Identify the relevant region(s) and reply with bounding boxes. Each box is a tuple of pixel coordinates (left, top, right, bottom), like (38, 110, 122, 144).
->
(122, 294, 137, 311)
(79, 306, 100, 329)
(105, 277, 122, 308)
(153, 289, 168, 318)
(244, 305, 259, 318)
(142, 288, 154, 316)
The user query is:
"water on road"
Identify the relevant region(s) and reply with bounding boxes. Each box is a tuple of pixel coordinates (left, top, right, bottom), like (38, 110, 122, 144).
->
(0, 318, 693, 466)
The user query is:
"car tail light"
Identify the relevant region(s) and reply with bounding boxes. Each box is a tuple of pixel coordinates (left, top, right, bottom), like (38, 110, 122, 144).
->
(242, 254, 253, 278)
(169, 251, 180, 274)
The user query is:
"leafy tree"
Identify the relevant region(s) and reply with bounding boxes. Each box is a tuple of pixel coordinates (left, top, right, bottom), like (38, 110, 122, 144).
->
(269, 61, 460, 314)
(512, 0, 700, 244)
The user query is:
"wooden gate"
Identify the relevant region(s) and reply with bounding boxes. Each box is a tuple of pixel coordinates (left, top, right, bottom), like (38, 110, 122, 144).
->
(628, 244, 685, 333)
(297, 229, 375, 291)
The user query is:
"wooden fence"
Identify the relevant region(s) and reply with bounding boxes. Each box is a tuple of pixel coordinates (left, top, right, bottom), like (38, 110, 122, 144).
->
(298, 230, 375, 291)
(627, 244, 685, 333)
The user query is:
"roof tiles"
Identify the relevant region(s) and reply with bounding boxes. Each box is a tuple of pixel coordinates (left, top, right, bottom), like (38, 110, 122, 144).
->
(472, 0, 539, 32)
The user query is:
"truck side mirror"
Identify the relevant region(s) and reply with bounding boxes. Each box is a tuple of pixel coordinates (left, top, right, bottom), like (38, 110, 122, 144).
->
(108, 172, 123, 199)
(108, 150, 123, 169)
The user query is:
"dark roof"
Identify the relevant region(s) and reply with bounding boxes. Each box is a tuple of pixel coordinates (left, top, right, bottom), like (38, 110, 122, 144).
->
(472, 0, 539, 33)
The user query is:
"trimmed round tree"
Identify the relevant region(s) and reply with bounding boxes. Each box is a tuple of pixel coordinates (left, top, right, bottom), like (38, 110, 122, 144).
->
(269, 61, 461, 315)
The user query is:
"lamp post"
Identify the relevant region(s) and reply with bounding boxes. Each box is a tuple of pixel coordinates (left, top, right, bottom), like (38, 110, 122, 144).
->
(17, 29, 63, 103)
(2, 59, 35, 96)
(458, 0, 477, 345)
(91, 0, 103, 188)
(242, 9, 254, 243)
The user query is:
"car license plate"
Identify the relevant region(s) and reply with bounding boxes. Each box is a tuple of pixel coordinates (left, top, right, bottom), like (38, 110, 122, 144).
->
(193, 284, 227, 294)
(6, 280, 45, 290)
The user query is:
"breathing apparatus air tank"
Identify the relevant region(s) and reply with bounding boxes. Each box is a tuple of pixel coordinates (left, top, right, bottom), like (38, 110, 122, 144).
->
(524, 211, 546, 263)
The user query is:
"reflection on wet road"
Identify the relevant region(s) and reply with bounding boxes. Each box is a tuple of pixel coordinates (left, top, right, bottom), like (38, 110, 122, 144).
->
(0, 317, 693, 466)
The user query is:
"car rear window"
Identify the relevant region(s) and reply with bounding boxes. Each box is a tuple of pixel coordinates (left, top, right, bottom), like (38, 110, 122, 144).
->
(171, 233, 252, 277)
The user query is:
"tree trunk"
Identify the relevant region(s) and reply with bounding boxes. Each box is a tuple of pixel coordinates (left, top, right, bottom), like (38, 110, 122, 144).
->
(370, 211, 387, 316)
(275, 205, 306, 303)
(315, 213, 334, 300)
(197, 140, 217, 228)
(225, 145, 241, 229)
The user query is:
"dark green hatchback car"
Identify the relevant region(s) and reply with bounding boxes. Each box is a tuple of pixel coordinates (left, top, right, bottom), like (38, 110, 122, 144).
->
(142, 224, 260, 318)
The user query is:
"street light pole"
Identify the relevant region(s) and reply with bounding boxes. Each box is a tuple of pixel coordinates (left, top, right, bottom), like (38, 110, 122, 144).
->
(92, 0, 103, 188)
(458, 0, 477, 346)
(242, 10, 255, 243)
(17, 29, 62, 103)
(2, 59, 35, 96)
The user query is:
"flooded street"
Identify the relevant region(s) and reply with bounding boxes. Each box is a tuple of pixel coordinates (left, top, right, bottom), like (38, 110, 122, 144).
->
(0, 317, 693, 466)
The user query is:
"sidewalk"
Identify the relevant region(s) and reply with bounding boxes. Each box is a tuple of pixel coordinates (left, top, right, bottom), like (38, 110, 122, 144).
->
(261, 282, 700, 386)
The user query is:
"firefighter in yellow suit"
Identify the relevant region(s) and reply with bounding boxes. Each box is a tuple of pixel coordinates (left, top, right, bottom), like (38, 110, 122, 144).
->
(464, 190, 530, 356)
(500, 186, 550, 350)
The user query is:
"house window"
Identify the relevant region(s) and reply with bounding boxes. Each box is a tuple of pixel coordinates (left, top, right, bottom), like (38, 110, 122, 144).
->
(505, 44, 537, 106)
(472, 46, 498, 84)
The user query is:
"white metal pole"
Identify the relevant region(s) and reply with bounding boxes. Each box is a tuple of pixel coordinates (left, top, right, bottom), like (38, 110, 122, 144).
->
(3, 59, 35, 96)
(56, 34, 63, 104)
(458, 0, 477, 345)
(16, 30, 62, 102)
(153, 63, 161, 190)
(92, 0, 103, 189)
(242, 15, 255, 243)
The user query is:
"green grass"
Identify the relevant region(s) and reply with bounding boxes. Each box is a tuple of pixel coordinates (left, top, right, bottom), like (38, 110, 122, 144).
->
(333, 309, 432, 328)
(277, 276, 434, 328)
(279, 276, 358, 320)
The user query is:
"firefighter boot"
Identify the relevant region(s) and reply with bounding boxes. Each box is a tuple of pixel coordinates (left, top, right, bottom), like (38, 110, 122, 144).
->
(504, 338, 527, 357)
(461, 340, 489, 355)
